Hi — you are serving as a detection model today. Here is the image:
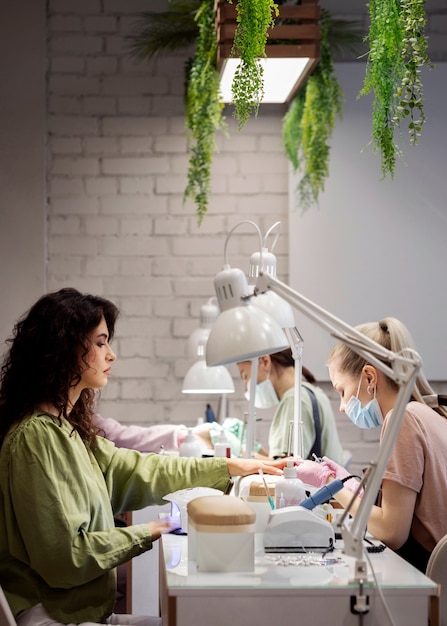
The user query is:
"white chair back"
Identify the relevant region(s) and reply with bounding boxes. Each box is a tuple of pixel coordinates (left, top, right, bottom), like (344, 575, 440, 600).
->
(0, 585, 17, 626)
(426, 534, 447, 626)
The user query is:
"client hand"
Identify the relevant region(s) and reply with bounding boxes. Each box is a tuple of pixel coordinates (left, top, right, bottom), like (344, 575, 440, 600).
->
(226, 457, 286, 477)
(146, 516, 181, 541)
(295, 459, 335, 488)
(192, 422, 213, 449)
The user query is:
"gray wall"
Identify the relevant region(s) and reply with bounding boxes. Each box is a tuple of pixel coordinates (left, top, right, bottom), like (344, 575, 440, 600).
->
(0, 0, 46, 353)
(289, 62, 447, 381)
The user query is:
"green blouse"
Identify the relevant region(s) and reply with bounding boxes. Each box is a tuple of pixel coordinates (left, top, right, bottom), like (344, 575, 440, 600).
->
(0, 412, 230, 623)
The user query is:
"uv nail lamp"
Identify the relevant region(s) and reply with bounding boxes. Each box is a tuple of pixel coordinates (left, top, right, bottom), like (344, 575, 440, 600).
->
(163, 487, 224, 534)
(263, 506, 335, 553)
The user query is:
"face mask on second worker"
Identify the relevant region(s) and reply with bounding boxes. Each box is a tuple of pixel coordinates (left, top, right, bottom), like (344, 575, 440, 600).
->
(345, 374, 383, 429)
(245, 376, 279, 409)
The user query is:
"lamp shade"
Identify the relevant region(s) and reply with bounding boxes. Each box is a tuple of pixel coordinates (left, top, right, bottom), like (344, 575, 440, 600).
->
(206, 305, 289, 366)
(182, 360, 235, 394)
(248, 247, 295, 329)
(207, 263, 288, 366)
(186, 297, 219, 358)
(251, 289, 296, 329)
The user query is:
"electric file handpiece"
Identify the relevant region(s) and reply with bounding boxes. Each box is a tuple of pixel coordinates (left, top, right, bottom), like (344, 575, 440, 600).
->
(299, 479, 344, 510)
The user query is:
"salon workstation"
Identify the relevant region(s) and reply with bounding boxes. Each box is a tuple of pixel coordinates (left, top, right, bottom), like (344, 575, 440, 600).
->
(159, 530, 437, 626)
(125, 224, 443, 626)
(131, 478, 439, 626)
(129, 477, 440, 626)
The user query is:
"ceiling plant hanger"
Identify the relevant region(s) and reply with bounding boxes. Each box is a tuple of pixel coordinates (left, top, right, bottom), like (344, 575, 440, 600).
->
(127, 0, 430, 223)
(127, 1, 362, 223)
(218, 0, 280, 129)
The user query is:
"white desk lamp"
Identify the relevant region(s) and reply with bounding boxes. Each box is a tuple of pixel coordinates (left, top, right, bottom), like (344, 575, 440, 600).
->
(253, 269, 421, 581)
(206, 223, 421, 583)
(181, 359, 235, 395)
(205, 221, 289, 456)
(186, 297, 219, 359)
(207, 220, 306, 458)
(247, 220, 305, 458)
(182, 298, 235, 423)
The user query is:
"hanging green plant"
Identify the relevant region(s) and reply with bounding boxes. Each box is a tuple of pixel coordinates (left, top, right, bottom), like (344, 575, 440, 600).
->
(128, 1, 364, 221)
(283, 11, 363, 209)
(397, 0, 432, 144)
(128, 0, 226, 224)
(359, 0, 432, 178)
(127, 1, 200, 58)
(229, 0, 279, 129)
(183, 0, 226, 224)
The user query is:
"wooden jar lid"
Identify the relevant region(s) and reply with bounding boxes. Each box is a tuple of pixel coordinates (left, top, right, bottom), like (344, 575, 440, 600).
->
(248, 480, 275, 497)
(187, 495, 255, 526)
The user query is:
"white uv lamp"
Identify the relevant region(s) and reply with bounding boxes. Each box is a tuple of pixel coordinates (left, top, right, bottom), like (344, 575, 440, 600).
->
(163, 487, 224, 533)
(263, 506, 335, 553)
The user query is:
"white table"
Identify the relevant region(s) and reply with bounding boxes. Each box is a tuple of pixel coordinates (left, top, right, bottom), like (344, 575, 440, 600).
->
(159, 533, 439, 626)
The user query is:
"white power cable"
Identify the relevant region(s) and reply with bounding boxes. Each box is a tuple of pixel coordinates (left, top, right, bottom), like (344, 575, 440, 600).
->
(364, 547, 397, 626)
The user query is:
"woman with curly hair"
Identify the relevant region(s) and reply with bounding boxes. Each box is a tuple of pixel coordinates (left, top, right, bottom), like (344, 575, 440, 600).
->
(0, 287, 286, 626)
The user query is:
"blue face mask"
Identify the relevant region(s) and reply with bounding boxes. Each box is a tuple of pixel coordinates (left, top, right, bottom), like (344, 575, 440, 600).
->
(245, 377, 279, 409)
(345, 376, 383, 429)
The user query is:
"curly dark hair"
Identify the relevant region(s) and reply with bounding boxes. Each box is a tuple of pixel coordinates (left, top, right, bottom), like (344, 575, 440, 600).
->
(0, 287, 119, 448)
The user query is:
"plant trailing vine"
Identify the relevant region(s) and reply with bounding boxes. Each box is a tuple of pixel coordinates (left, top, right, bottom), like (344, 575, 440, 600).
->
(229, 0, 279, 129)
(282, 10, 347, 209)
(128, 1, 200, 57)
(183, 0, 226, 224)
(359, 0, 432, 178)
(129, 1, 225, 224)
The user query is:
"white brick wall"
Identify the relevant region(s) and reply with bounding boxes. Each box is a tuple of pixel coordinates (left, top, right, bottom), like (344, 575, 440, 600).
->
(47, 0, 289, 437)
(44, 0, 447, 477)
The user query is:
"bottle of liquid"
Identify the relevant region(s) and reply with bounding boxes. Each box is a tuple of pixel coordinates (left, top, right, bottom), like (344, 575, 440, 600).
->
(179, 428, 203, 457)
(274, 460, 306, 508)
(205, 403, 215, 423)
(214, 429, 231, 458)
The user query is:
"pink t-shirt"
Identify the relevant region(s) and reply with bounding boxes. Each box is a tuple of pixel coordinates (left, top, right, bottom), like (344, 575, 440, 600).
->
(381, 401, 447, 552)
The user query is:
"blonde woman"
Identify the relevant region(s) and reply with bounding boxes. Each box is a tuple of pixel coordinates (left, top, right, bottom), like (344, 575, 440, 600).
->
(296, 317, 447, 572)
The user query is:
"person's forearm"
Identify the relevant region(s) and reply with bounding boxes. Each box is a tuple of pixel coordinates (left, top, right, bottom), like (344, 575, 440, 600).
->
(94, 413, 184, 452)
(333, 485, 362, 514)
(333, 486, 396, 547)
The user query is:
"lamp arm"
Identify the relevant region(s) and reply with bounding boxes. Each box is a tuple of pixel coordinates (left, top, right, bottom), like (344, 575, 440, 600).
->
(246, 358, 259, 458)
(223, 220, 263, 267)
(255, 271, 422, 581)
(255, 273, 418, 384)
(263, 220, 281, 252)
(284, 326, 304, 458)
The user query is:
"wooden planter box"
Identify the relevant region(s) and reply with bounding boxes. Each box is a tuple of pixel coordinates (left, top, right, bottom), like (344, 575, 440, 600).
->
(214, 0, 321, 70)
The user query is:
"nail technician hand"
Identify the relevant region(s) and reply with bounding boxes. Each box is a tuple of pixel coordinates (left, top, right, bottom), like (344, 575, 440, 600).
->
(322, 456, 363, 496)
(294, 458, 334, 488)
